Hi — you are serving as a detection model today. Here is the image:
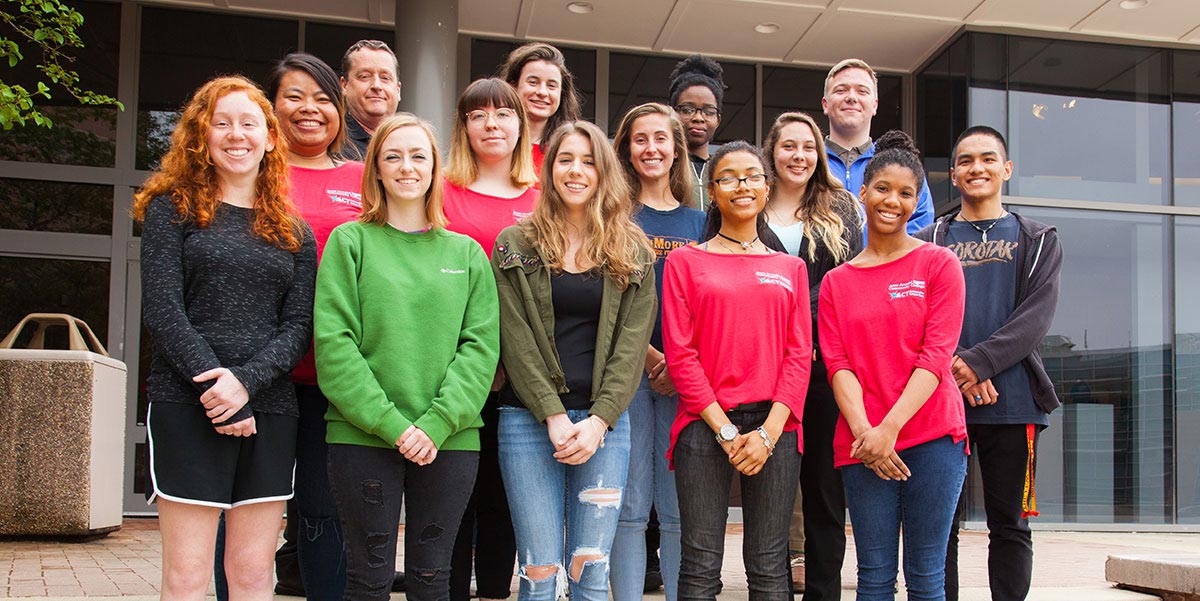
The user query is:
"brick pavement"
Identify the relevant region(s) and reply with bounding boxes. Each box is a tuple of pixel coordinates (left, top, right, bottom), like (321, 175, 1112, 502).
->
(0, 519, 1195, 598)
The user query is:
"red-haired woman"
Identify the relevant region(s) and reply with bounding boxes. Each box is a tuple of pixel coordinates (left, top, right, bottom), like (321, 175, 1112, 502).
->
(133, 75, 316, 600)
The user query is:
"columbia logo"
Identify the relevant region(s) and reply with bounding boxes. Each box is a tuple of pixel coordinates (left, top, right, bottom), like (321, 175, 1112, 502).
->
(440, 268, 465, 274)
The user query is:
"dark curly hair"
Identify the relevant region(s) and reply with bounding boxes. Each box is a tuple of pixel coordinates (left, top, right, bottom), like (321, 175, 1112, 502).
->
(862, 130, 925, 194)
(669, 55, 726, 110)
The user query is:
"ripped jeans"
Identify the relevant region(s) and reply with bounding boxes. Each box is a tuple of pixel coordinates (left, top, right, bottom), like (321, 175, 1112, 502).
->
(498, 407, 631, 601)
(328, 444, 477, 601)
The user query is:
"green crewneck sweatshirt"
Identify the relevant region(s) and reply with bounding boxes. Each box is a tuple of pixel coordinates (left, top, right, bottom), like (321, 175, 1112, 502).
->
(314, 221, 500, 450)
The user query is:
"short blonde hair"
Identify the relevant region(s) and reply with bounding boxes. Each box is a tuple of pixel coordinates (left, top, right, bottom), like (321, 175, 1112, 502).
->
(824, 58, 878, 97)
(445, 78, 537, 188)
(359, 113, 448, 229)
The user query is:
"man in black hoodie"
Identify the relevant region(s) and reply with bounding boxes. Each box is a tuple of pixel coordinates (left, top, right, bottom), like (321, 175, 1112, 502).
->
(916, 126, 1063, 601)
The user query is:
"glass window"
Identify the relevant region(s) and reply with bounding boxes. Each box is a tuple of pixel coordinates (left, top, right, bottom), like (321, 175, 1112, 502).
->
(469, 39, 596, 123)
(608, 52, 754, 145)
(0, 179, 113, 235)
(0, 0, 120, 167)
(303, 22, 393, 79)
(917, 35, 968, 211)
(136, 7, 298, 170)
(1173, 51, 1200, 207)
(1002, 207, 1172, 524)
(1006, 38, 1170, 205)
(0, 257, 110, 348)
(1175, 217, 1200, 523)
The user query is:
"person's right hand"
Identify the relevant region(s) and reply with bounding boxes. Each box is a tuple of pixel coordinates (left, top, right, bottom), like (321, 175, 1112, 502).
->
(545, 413, 576, 452)
(963, 379, 999, 407)
(866, 450, 910, 481)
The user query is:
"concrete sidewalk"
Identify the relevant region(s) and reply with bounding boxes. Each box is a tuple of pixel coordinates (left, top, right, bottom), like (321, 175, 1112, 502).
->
(1, 519, 1192, 599)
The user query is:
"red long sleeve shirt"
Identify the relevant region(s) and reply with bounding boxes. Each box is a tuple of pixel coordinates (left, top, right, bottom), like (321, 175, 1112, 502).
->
(817, 242, 968, 468)
(662, 245, 812, 464)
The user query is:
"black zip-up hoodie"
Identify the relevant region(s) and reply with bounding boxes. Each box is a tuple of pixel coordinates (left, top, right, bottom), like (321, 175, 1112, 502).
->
(915, 211, 1064, 414)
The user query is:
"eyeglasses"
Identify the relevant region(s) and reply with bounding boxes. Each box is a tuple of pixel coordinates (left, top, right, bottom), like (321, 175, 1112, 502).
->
(713, 174, 768, 191)
(465, 108, 518, 125)
(674, 104, 720, 119)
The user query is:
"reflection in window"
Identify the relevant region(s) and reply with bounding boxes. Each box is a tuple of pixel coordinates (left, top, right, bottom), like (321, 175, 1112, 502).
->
(1004, 207, 1171, 524)
(0, 257, 110, 347)
(608, 52, 753, 145)
(1175, 217, 1200, 522)
(136, 8, 298, 170)
(0, 179, 112, 235)
(0, 1, 120, 167)
(469, 39, 596, 123)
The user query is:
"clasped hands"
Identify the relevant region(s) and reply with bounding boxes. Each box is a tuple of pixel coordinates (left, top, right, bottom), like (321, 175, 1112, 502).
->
(951, 356, 999, 407)
(194, 367, 255, 437)
(850, 421, 911, 481)
(718, 426, 776, 477)
(397, 425, 438, 465)
(546, 413, 609, 465)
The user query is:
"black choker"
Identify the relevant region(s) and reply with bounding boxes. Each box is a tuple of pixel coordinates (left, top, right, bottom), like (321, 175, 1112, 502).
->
(717, 231, 759, 250)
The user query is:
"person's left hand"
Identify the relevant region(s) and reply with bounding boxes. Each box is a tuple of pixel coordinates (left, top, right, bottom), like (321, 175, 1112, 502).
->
(963, 379, 999, 407)
(649, 364, 677, 396)
(730, 431, 771, 476)
(195, 367, 250, 424)
(553, 416, 608, 465)
(215, 415, 256, 437)
(851, 422, 900, 466)
(397, 425, 438, 466)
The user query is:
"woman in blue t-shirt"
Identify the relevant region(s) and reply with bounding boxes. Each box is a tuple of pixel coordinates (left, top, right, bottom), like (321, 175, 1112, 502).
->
(609, 102, 705, 601)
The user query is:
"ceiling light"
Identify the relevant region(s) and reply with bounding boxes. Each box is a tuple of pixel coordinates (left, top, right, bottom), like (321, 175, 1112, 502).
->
(754, 22, 782, 34)
(566, 2, 594, 14)
(1119, 0, 1149, 8)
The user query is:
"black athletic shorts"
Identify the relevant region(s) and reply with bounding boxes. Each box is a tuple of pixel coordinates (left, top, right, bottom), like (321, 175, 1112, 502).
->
(146, 402, 297, 508)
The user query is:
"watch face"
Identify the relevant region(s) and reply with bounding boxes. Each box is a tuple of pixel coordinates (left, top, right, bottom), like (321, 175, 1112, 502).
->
(719, 423, 738, 441)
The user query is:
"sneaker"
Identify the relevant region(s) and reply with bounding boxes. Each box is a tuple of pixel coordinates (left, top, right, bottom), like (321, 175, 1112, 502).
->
(789, 552, 805, 592)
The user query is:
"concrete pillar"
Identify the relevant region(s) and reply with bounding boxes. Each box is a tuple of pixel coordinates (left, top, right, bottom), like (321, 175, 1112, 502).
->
(395, 0, 458, 146)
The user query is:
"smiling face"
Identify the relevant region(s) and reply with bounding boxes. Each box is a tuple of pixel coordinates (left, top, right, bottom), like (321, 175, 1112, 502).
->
(859, 163, 919, 238)
(515, 60, 562, 127)
(273, 69, 339, 158)
(206, 90, 274, 184)
(951, 133, 1012, 204)
(676, 85, 720, 151)
(822, 67, 878, 137)
(341, 48, 400, 127)
(710, 150, 769, 226)
(377, 125, 433, 204)
(628, 113, 676, 184)
(552, 132, 598, 216)
(772, 121, 819, 190)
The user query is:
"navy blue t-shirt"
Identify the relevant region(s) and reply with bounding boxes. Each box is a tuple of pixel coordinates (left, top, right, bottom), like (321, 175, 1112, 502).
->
(635, 203, 706, 350)
(945, 215, 1047, 426)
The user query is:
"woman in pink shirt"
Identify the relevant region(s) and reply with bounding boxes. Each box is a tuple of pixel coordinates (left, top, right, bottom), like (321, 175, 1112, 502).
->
(661, 141, 811, 598)
(817, 131, 967, 601)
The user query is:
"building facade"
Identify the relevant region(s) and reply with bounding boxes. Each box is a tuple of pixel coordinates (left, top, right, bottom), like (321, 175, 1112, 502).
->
(1, 0, 1197, 529)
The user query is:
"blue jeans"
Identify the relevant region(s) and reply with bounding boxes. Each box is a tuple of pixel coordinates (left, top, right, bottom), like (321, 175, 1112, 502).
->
(611, 376, 681, 601)
(842, 436, 968, 601)
(498, 407, 631, 601)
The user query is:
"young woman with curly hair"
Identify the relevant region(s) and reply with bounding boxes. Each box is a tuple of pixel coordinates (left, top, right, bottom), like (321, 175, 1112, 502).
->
(492, 120, 656, 601)
(132, 75, 316, 601)
(761, 111, 862, 598)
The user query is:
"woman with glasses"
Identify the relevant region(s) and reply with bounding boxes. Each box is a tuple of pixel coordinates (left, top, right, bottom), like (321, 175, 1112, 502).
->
(443, 77, 539, 601)
(499, 42, 582, 172)
(662, 141, 811, 599)
(667, 55, 726, 210)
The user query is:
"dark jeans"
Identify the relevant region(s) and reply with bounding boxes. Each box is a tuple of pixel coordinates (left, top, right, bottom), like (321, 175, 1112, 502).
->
(213, 384, 344, 601)
(328, 444, 477, 601)
(674, 406, 800, 601)
(946, 423, 1039, 601)
(450, 394, 515, 601)
(799, 362, 846, 601)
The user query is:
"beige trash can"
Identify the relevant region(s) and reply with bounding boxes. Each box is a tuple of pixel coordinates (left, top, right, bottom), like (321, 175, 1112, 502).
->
(0, 313, 127, 536)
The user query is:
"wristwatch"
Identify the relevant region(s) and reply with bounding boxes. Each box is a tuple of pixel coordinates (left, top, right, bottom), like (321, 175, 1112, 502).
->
(715, 423, 738, 444)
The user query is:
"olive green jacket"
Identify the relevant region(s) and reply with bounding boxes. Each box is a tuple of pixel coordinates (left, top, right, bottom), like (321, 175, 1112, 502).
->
(490, 225, 657, 427)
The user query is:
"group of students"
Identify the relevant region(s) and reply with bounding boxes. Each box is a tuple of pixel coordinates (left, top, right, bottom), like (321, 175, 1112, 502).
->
(135, 36, 1063, 601)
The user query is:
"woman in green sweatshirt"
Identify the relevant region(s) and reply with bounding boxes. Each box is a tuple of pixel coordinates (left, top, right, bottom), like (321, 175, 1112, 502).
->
(313, 114, 501, 601)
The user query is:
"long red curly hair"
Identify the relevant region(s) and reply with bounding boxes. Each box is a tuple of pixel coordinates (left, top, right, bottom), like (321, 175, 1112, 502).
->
(132, 75, 301, 252)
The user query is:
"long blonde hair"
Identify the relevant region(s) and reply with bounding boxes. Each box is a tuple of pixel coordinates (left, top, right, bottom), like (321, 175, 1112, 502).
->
(521, 121, 652, 289)
(762, 111, 854, 263)
(612, 103, 694, 208)
(359, 114, 448, 229)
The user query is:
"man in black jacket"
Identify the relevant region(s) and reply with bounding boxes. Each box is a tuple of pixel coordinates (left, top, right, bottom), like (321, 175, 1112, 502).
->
(916, 125, 1063, 601)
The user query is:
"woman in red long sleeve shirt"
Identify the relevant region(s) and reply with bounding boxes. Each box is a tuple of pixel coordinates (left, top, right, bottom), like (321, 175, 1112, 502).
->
(662, 141, 811, 599)
(817, 131, 967, 601)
